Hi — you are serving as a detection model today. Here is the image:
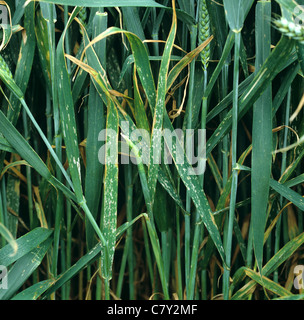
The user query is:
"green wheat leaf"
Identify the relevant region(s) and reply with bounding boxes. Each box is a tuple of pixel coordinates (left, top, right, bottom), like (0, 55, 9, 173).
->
(37, 0, 165, 7)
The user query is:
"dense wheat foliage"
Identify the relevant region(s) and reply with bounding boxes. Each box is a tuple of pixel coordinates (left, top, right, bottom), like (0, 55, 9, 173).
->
(0, 0, 304, 300)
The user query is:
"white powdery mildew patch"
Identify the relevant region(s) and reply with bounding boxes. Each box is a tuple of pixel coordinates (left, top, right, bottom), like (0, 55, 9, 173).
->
(77, 158, 81, 177)
(104, 171, 118, 257)
(72, 157, 81, 178)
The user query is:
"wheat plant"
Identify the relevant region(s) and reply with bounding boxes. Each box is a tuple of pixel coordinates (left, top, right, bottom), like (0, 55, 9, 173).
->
(0, 0, 303, 301)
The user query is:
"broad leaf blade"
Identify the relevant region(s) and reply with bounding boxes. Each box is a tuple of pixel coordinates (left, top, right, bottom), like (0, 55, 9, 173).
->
(0, 227, 53, 267)
(7, 2, 36, 127)
(84, 11, 107, 250)
(269, 179, 304, 212)
(263, 232, 304, 277)
(148, 0, 177, 205)
(223, 0, 254, 31)
(0, 223, 17, 258)
(38, 0, 165, 7)
(56, 8, 84, 203)
(251, 0, 272, 274)
(11, 279, 55, 300)
(244, 268, 291, 297)
(0, 238, 52, 300)
(101, 100, 119, 280)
